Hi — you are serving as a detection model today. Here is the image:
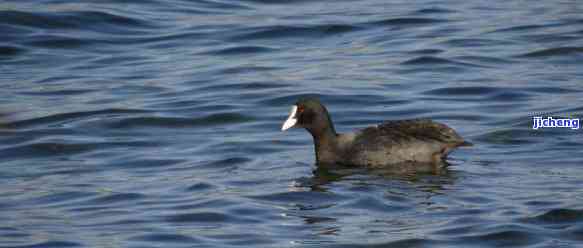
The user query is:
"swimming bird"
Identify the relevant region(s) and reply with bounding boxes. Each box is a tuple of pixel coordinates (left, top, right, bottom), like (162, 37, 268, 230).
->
(281, 98, 471, 167)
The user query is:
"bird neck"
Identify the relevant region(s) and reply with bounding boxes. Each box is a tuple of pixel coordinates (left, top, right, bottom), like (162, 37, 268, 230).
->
(310, 127, 338, 165)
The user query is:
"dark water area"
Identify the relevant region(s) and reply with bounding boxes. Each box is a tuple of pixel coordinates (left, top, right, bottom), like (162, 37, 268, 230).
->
(1, 0, 583, 247)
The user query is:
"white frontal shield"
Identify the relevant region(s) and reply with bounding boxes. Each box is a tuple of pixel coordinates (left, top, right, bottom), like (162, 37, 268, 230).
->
(281, 105, 298, 131)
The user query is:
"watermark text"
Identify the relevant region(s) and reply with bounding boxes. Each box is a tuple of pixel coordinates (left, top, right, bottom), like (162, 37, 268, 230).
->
(532, 116, 580, 130)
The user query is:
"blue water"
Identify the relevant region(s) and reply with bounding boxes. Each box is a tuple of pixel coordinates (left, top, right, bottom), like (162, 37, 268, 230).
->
(1, 0, 583, 247)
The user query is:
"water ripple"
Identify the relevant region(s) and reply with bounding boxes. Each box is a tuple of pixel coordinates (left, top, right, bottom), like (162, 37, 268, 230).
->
(105, 113, 254, 129)
(6, 109, 149, 128)
(6, 10, 153, 29)
(10, 241, 83, 248)
(0, 45, 26, 58)
(401, 56, 484, 68)
(231, 24, 361, 41)
(164, 212, 260, 224)
(129, 233, 201, 243)
(517, 46, 583, 58)
(366, 17, 449, 26)
(523, 209, 583, 225)
(201, 45, 277, 55)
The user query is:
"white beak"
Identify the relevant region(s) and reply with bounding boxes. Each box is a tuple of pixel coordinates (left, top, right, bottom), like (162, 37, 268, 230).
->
(281, 105, 298, 131)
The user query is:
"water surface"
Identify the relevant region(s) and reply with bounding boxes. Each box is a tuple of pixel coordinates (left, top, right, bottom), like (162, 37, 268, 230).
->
(1, 0, 583, 247)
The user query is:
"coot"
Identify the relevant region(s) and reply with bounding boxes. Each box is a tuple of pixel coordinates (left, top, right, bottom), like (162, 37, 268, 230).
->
(281, 98, 471, 167)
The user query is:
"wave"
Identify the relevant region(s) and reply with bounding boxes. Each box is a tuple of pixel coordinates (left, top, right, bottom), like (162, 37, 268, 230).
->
(517, 47, 583, 58)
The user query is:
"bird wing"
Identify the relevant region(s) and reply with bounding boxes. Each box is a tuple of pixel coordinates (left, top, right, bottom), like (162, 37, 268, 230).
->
(357, 119, 466, 147)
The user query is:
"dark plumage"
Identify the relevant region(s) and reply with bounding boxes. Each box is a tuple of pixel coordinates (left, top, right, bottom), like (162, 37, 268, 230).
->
(281, 98, 471, 167)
